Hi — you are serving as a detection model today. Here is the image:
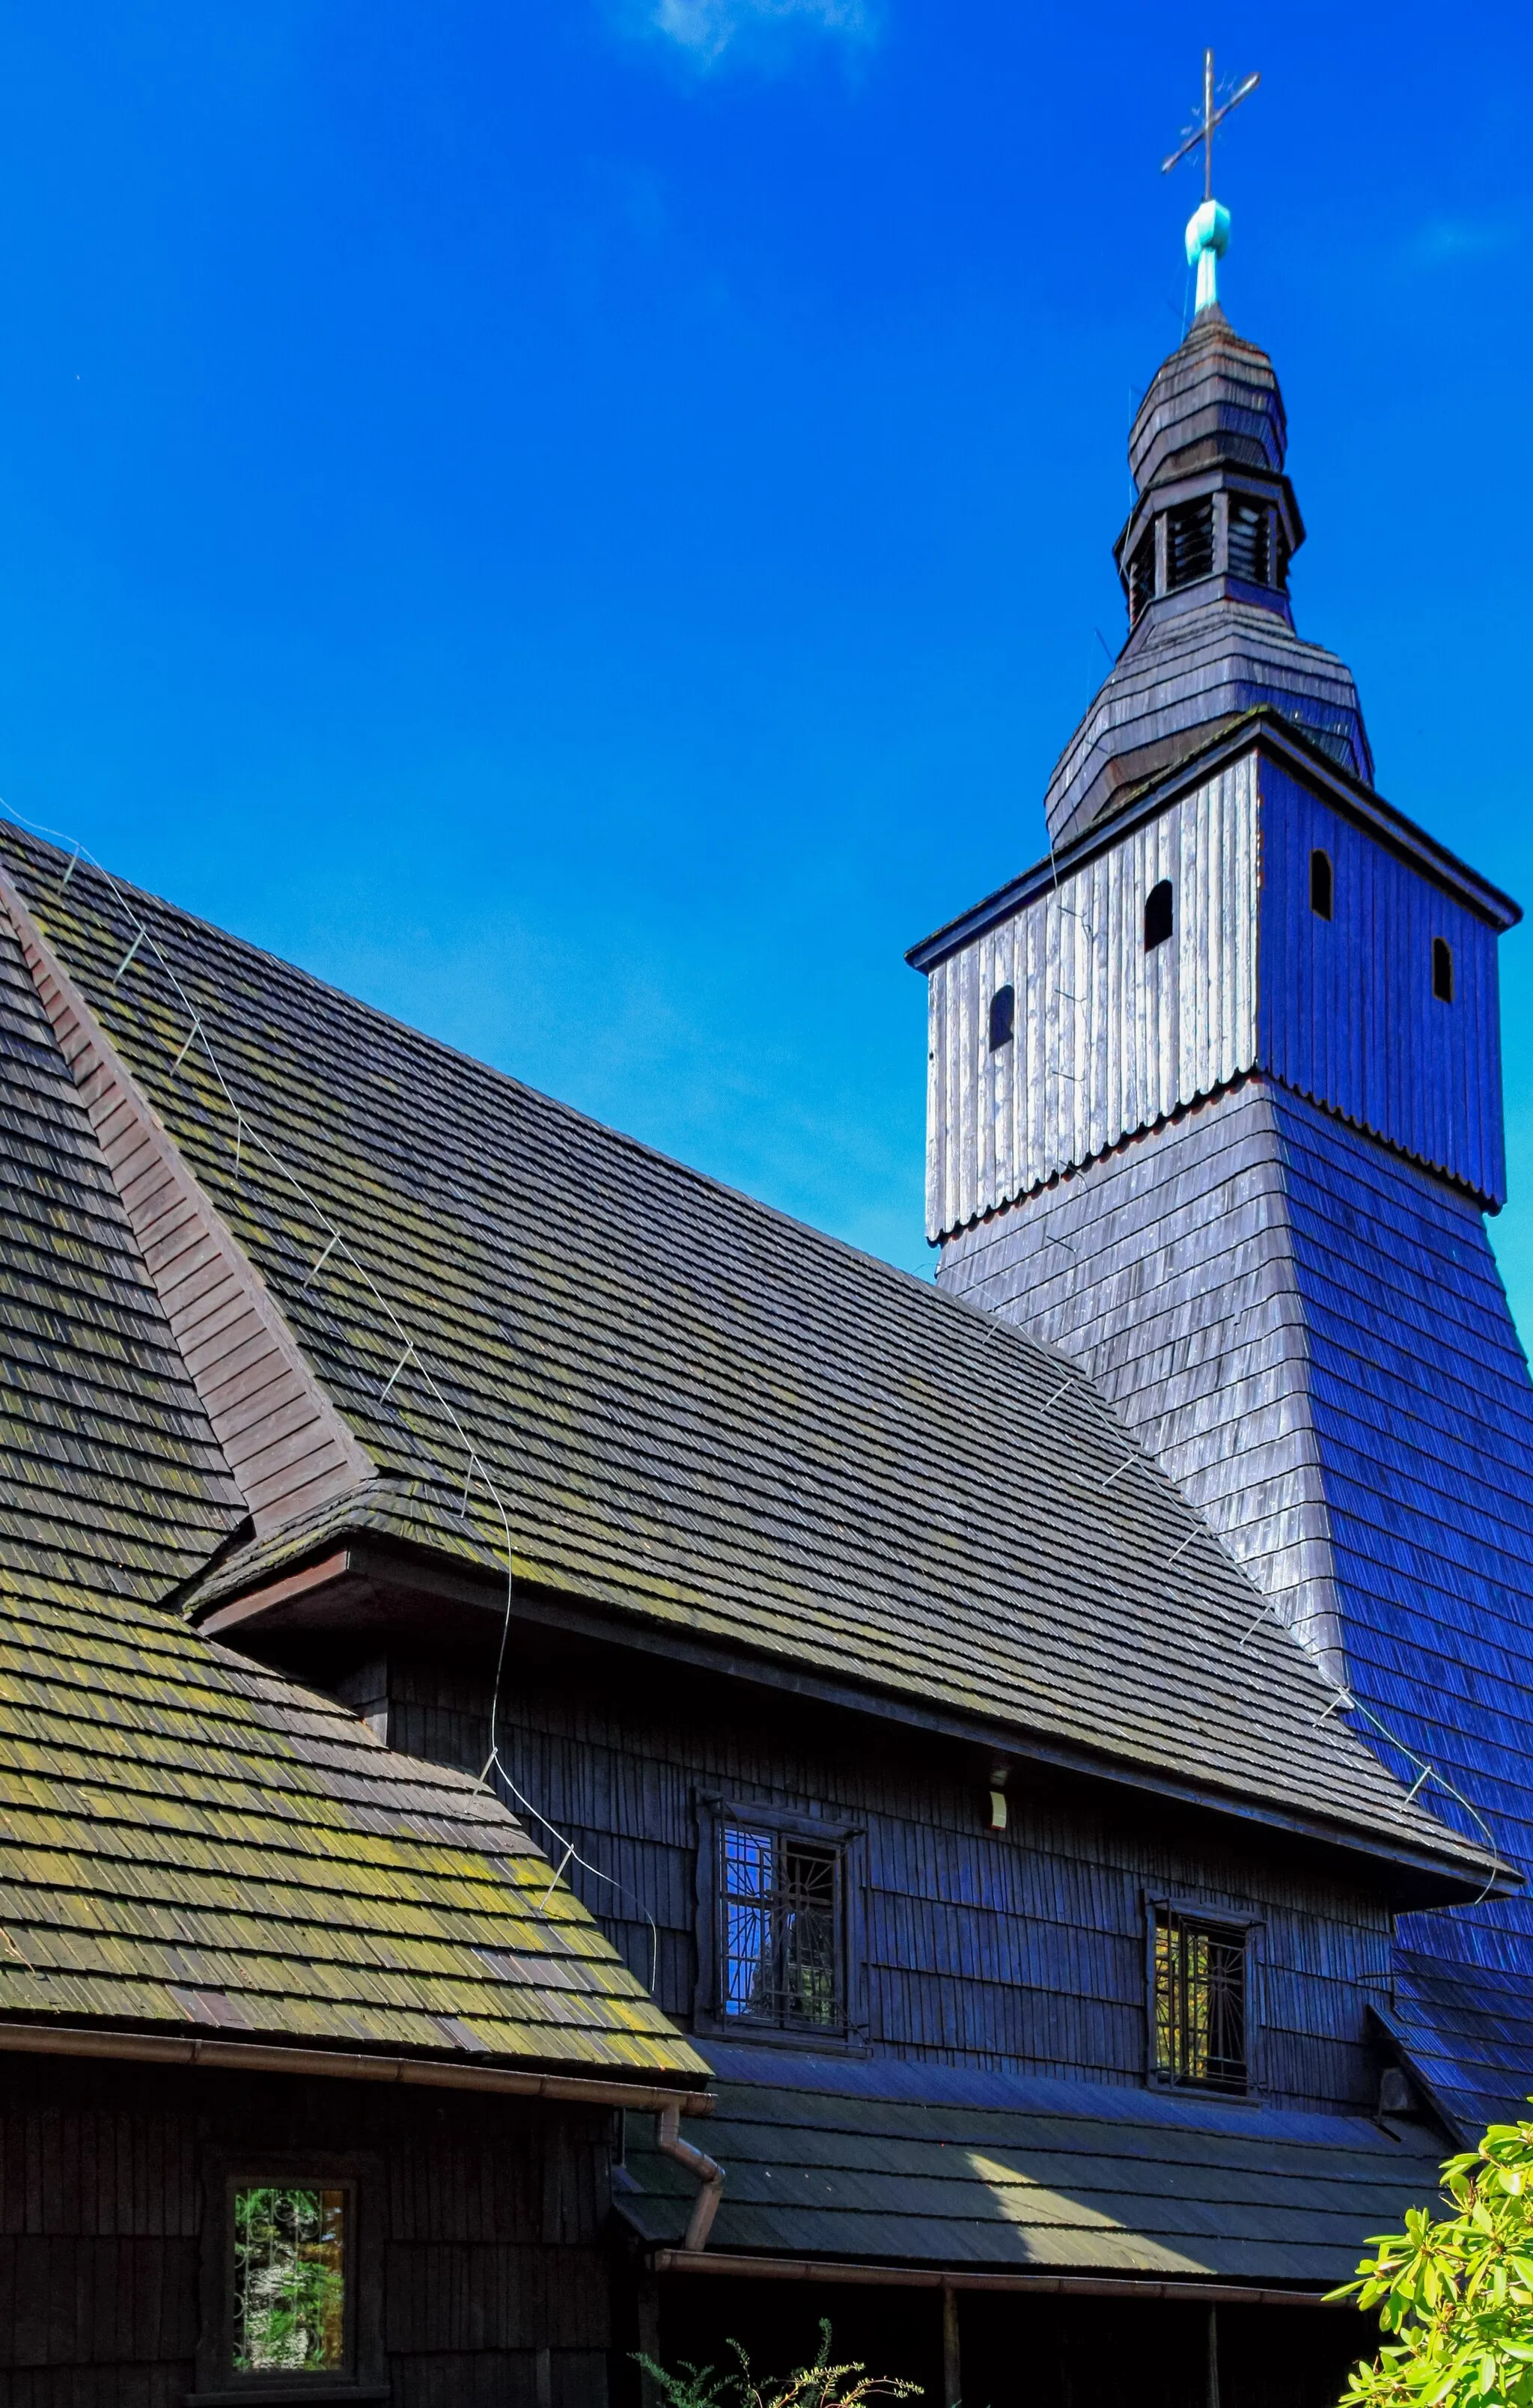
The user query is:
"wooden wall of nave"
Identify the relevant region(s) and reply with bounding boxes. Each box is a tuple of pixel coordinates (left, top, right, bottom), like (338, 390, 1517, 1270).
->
(370, 1649, 1395, 2114)
(0, 2055, 618, 2407)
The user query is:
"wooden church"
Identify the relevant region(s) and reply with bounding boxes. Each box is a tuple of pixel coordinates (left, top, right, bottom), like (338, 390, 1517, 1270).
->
(1, 171, 1530, 2408)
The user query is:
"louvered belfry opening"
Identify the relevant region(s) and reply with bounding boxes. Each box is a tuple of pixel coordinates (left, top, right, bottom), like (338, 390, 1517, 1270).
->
(1165, 498, 1215, 590)
(1127, 528, 1155, 625)
(1227, 497, 1272, 586)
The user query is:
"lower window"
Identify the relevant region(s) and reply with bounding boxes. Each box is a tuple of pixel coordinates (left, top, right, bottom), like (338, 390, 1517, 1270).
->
(1152, 1905, 1249, 2094)
(232, 2183, 351, 2375)
(721, 1822, 841, 2032)
(198, 2154, 382, 2400)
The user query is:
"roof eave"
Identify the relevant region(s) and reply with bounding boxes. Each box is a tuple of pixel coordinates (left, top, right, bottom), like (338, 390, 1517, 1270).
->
(192, 1526, 1511, 1912)
(906, 711, 1523, 975)
(0, 2014, 713, 2109)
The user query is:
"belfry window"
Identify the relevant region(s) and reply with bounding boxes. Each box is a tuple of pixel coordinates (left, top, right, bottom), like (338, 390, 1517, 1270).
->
(1127, 528, 1155, 625)
(1433, 938, 1454, 1003)
(1144, 880, 1174, 952)
(1227, 499, 1272, 586)
(1309, 850, 1333, 921)
(1165, 499, 1215, 590)
(989, 984, 1015, 1051)
(1152, 1906, 1249, 2094)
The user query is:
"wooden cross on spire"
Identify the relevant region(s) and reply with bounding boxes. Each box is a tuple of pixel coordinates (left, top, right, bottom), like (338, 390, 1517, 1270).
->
(1162, 48, 1260, 200)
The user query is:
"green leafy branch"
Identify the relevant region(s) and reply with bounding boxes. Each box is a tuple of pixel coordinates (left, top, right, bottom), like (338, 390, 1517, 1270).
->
(1332, 2111, 1533, 2407)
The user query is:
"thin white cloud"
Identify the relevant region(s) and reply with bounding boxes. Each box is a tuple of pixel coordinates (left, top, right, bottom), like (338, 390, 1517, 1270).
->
(641, 0, 874, 67)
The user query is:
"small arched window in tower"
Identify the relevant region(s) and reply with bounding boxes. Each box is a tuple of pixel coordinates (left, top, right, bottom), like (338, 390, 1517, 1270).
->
(1165, 499, 1215, 590)
(1144, 880, 1174, 953)
(1227, 499, 1273, 586)
(1433, 937, 1454, 1004)
(1309, 849, 1333, 921)
(1127, 529, 1155, 626)
(989, 984, 1016, 1051)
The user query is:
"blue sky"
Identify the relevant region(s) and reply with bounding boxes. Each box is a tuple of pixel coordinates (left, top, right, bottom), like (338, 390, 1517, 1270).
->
(1, 1, 1530, 1312)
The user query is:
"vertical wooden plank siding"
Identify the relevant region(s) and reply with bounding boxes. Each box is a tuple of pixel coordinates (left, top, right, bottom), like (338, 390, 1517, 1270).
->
(1257, 760, 1505, 1207)
(462, 1662, 1392, 2116)
(926, 758, 1259, 1240)
(0, 871, 377, 1534)
(0, 2061, 615, 2404)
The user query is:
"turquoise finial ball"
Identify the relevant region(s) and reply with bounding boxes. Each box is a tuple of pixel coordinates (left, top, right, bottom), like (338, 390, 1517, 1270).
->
(1185, 198, 1231, 266)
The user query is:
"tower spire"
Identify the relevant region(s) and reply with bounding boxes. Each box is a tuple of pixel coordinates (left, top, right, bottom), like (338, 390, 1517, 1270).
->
(1162, 47, 1260, 314)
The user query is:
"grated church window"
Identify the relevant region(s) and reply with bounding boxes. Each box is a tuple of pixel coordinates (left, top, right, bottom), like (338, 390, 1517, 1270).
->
(1127, 528, 1155, 625)
(1227, 498, 1272, 586)
(1310, 849, 1333, 921)
(1433, 937, 1454, 1003)
(1165, 499, 1215, 590)
(720, 1824, 841, 2033)
(1144, 880, 1174, 953)
(231, 2183, 351, 2374)
(1152, 1906, 1249, 2094)
(989, 984, 1015, 1051)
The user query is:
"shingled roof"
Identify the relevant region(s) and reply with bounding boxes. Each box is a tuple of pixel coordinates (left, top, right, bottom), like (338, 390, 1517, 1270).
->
(0, 821, 1501, 1895)
(0, 889, 705, 2090)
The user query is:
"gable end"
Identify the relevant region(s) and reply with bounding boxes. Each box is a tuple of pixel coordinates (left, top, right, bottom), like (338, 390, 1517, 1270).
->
(0, 868, 377, 1536)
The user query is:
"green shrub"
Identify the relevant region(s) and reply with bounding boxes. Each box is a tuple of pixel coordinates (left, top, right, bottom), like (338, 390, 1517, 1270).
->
(636, 2317, 922, 2408)
(1331, 2112, 1533, 2406)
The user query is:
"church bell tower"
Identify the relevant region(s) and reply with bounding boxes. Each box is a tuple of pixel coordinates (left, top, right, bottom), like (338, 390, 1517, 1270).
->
(908, 189, 1533, 2139)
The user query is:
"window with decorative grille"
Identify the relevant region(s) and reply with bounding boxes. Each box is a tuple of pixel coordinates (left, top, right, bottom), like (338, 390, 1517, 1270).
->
(1127, 528, 1155, 624)
(1153, 1906, 1249, 2093)
(1227, 499, 1272, 585)
(1165, 499, 1215, 589)
(720, 1825, 841, 2032)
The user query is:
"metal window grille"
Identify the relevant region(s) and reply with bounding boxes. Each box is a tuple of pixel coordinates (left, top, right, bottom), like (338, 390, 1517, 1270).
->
(720, 1826, 841, 2031)
(231, 2184, 349, 2373)
(1165, 499, 1215, 589)
(1226, 499, 1272, 585)
(1153, 1909, 1248, 2093)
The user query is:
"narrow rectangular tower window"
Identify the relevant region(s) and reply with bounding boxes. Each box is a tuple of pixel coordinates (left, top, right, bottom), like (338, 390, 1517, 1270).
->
(989, 984, 1015, 1050)
(1433, 937, 1454, 1003)
(1309, 850, 1333, 920)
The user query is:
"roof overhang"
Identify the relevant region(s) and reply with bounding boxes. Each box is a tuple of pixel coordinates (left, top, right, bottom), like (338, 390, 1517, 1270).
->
(906, 709, 1523, 976)
(192, 1525, 1514, 1914)
(0, 2014, 712, 2110)
(647, 2252, 1335, 2308)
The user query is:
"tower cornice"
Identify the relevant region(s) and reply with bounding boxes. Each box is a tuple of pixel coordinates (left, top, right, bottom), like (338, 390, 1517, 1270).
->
(906, 709, 1521, 976)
